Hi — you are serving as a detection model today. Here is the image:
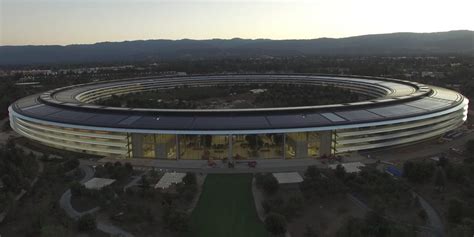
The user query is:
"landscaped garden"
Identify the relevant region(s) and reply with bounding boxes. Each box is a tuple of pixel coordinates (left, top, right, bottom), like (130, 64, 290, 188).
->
(189, 174, 268, 237)
(96, 83, 366, 110)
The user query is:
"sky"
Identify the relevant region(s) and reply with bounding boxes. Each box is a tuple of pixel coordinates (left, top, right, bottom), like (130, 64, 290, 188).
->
(0, 0, 473, 46)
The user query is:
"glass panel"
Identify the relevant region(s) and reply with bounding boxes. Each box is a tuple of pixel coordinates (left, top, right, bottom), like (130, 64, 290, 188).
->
(260, 134, 284, 159)
(142, 143, 155, 158)
(286, 132, 321, 159)
(232, 135, 249, 160)
(307, 132, 320, 158)
(179, 135, 230, 160)
(232, 134, 284, 160)
(155, 134, 177, 159)
(142, 134, 155, 158)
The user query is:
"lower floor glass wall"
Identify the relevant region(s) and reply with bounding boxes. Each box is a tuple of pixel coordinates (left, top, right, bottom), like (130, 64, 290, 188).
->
(232, 134, 284, 160)
(179, 135, 229, 160)
(285, 132, 320, 159)
(128, 132, 329, 160)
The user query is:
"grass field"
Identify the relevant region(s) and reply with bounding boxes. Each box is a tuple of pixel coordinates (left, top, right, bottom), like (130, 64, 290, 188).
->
(189, 174, 268, 237)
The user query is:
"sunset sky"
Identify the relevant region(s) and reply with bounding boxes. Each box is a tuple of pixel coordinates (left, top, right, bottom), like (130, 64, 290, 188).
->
(1, 0, 473, 46)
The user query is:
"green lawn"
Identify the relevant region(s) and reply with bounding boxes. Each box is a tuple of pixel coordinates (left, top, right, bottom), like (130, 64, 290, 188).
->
(189, 174, 268, 237)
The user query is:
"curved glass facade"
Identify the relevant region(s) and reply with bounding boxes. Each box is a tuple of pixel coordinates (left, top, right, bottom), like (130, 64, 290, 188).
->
(8, 74, 469, 166)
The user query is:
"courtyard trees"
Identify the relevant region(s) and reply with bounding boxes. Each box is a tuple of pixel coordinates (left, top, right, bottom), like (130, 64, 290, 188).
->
(264, 212, 287, 236)
(77, 214, 96, 232)
(403, 160, 434, 183)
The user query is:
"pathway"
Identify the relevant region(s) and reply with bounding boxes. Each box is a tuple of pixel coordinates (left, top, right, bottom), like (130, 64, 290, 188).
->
(415, 193, 444, 237)
(59, 164, 97, 220)
(59, 162, 135, 237)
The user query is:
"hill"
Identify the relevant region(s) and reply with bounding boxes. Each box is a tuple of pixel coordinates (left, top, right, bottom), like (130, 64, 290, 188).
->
(0, 30, 472, 65)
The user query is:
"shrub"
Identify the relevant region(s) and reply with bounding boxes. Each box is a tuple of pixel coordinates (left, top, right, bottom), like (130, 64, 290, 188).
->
(70, 181, 86, 197)
(264, 212, 287, 236)
(183, 173, 197, 186)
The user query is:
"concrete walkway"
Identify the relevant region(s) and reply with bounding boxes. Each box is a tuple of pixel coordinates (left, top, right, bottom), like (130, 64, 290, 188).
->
(59, 163, 135, 237)
(98, 157, 325, 174)
(59, 164, 97, 220)
(251, 177, 266, 222)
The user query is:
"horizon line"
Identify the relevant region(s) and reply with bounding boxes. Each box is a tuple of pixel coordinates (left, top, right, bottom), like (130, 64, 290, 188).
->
(1, 29, 471, 47)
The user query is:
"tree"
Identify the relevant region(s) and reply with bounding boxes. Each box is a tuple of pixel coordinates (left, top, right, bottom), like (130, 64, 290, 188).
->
(140, 175, 150, 189)
(403, 161, 434, 183)
(335, 164, 346, 179)
(437, 156, 449, 167)
(304, 224, 319, 237)
(41, 225, 70, 237)
(78, 214, 96, 232)
(264, 212, 287, 236)
(162, 207, 189, 232)
(434, 168, 446, 191)
(70, 181, 85, 197)
(124, 162, 133, 172)
(262, 174, 279, 195)
(304, 166, 320, 180)
(447, 199, 465, 223)
(418, 209, 427, 222)
(183, 172, 197, 186)
(336, 217, 364, 237)
(466, 140, 474, 156)
(63, 159, 80, 171)
(284, 195, 304, 218)
(465, 140, 474, 162)
(363, 211, 390, 237)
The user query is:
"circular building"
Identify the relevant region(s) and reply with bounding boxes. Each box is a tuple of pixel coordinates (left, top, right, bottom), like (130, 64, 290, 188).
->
(9, 74, 469, 165)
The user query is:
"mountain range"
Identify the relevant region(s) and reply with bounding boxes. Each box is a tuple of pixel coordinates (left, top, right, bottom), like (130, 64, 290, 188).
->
(0, 30, 473, 65)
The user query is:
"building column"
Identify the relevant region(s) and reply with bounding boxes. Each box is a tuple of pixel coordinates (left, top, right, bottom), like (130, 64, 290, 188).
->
(319, 131, 332, 157)
(228, 134, 233, 161)
(131, 133, 144, 158)
(126, 133, 132, 158)
(176, 135, 180, 160)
